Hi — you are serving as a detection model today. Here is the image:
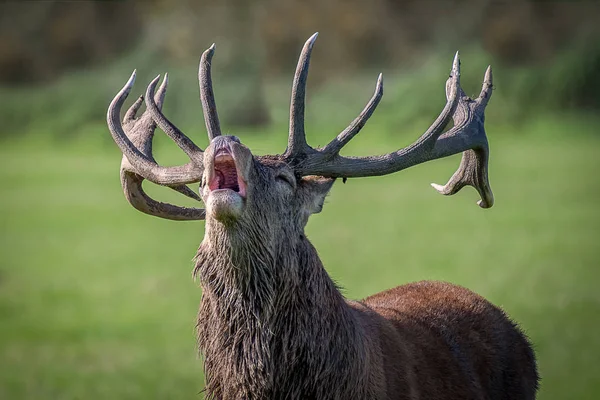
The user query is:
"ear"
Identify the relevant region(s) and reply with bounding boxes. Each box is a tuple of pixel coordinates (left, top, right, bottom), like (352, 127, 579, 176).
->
(299, 176, 335, 214)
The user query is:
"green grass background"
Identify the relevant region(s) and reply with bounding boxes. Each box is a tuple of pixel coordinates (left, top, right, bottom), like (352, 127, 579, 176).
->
(1, 60, 599, 398)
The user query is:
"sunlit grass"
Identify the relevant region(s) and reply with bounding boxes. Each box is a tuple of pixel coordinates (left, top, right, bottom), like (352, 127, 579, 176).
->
(1, 112, 599, 399)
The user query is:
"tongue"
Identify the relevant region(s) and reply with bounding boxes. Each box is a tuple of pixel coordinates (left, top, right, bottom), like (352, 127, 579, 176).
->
(214, 166, 240, 191)
(215, 170, 225, 188)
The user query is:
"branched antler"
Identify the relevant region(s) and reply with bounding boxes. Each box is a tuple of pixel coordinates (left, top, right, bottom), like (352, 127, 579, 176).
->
(107, 72, 206, 220)
(283, 35, 494, 208)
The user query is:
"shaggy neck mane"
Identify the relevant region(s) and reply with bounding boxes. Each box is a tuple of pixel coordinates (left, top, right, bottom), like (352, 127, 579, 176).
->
(193, 219, 370, 399)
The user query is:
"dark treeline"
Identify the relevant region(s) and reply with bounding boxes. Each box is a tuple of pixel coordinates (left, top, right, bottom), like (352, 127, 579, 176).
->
(2, 0, 598, 82)
(0, 0, 599, 134)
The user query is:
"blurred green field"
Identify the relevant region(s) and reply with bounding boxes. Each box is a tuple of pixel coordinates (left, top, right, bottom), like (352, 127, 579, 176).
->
(1, 111, 599, 399)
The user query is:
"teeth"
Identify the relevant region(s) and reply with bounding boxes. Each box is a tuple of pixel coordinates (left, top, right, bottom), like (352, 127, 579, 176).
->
(215, 152, 233, 163)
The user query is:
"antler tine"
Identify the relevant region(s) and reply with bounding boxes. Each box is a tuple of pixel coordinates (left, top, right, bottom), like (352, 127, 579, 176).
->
(321, 73, 384, 156)
(122, 70, 167, 125)
(108, 71, 202, 185)
(285, 32, 319, 158)
(155, 72, 169, 108)
(124, 95, 144, 124)
(476, 65, 493, 107)
(145, 74, 204, 163)
(199, 44, 222, 141)
(431, 65, 494, 208)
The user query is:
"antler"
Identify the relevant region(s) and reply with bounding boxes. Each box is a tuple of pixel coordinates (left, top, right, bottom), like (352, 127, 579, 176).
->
(284, 34, 494, 208)
(107, 72, 206, 220)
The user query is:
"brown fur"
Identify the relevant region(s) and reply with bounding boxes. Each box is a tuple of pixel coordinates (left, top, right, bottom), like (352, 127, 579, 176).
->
(356, 282, 539, 399)
(192, 138, 539, 399)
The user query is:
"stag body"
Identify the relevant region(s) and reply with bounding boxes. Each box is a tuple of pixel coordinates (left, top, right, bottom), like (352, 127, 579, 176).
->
(195, 212, 538, 399)
(192, 146, 537, 399)
(107, 33, 538, 399)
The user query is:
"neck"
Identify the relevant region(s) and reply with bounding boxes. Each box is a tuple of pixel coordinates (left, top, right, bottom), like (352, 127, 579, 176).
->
(194, 222, 369, 399)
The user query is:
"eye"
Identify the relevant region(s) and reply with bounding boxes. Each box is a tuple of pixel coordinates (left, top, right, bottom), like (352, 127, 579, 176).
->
(276, 173, 296, 189)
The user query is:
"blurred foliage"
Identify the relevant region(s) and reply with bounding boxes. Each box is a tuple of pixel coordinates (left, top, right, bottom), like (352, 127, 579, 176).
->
(0, 1, 141, 85)
(3, 0, 599, 77)
(0, 0, 599, 137)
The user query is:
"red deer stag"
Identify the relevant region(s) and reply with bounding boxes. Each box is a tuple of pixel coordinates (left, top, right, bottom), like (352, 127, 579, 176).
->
(107, 33, 539, 399)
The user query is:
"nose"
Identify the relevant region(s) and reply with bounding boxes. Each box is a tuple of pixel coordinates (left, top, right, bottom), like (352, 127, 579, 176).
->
(211, 135, 241, 150)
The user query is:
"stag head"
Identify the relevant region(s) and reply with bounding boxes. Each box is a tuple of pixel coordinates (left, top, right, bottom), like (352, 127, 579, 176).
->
(107, 33, 494, 245)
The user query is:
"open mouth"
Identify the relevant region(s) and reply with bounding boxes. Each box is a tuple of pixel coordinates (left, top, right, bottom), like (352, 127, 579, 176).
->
(209, 148, 246, 197)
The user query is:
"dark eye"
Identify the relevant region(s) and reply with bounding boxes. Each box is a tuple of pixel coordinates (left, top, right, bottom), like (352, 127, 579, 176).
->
(276, 173, 296, 189)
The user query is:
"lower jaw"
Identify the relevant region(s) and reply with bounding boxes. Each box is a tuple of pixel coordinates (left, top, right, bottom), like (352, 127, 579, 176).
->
(206, 190, 244, 222)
